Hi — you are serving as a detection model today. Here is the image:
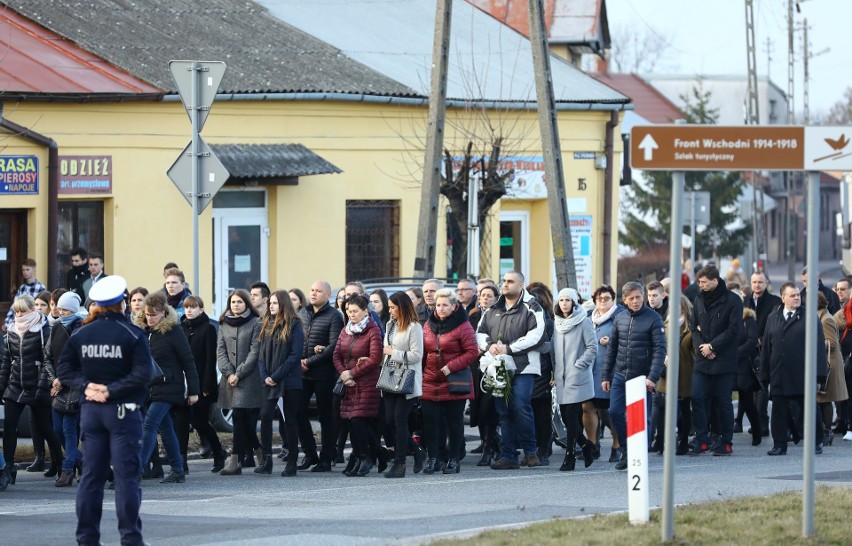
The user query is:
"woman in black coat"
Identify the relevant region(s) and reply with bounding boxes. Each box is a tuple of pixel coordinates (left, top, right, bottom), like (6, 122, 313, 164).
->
(133, 292, 200, 483)
(735, 307, 761, 446)
(0, 295, 64, 486)
(256, 290, 305, 476)
(180, 295, 227, 473)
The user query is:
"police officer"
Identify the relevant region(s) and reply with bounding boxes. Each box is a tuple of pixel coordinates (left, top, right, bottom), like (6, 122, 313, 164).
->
(57, 275, 153, 546)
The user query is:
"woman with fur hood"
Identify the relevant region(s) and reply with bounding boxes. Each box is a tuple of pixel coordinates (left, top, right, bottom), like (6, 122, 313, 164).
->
(133, 292, 200, 484)
(552, 288, 597, 471)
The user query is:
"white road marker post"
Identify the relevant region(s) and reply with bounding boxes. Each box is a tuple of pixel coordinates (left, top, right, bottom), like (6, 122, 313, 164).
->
(626, 375, 649, 524)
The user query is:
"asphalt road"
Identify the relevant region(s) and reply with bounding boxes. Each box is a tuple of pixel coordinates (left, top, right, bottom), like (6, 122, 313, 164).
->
(2, 428, 851, 546)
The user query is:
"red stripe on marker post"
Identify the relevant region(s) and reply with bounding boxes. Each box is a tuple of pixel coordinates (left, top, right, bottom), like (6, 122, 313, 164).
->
(626, 398, 646, 438)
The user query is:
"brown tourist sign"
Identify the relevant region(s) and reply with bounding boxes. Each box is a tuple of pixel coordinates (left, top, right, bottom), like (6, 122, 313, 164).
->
(630, 125, 852, 171)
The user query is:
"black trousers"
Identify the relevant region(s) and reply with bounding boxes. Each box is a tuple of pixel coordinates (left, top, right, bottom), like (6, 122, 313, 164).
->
(559, 402, 587, 455)
(531, 394, 553, 457)
(2, 400, 63, 466)
(770, 395, 823, 448)
(301, 377, 335, 461)
(348, 417, 380, 460)
(260, 392, 302, 461)
(383, 393, 417, 464)
(737, 390, 761, 439)
(189, 396, 224, 456)
(231, 408, 260, 458)
(677, 397, 692, 447)
(421, 399, 465, 462)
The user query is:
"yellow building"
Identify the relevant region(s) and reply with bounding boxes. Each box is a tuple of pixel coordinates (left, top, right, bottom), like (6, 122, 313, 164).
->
(0, 0, 628, 317)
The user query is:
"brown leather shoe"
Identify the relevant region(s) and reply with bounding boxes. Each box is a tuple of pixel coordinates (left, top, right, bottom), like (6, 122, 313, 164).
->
(490, 458, 520, 470)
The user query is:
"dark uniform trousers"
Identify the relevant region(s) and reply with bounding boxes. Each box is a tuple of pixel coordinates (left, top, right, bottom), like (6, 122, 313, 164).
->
(77, 403, 144, 546)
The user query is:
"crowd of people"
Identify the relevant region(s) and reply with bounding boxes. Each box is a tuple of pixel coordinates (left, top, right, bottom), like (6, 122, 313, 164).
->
(1, 250, 850, 498)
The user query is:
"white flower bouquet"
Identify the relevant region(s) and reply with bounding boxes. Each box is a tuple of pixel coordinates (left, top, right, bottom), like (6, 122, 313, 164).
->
(479, 351, 517, 402)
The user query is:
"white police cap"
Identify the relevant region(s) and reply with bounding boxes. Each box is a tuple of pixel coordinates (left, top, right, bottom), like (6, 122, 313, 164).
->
(88, 275, 128, 307)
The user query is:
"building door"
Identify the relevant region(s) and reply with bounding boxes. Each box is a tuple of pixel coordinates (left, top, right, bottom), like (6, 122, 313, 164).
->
(212, 190, 268, 316)
(0, 210, 26, 321)
(498, 211, 529, 281)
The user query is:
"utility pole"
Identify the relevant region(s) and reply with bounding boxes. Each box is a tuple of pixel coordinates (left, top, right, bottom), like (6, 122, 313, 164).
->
(744, 0, 764, 274)
(526, 0, 577, 289)
(803, 19, 810, 124)
(413, 0, 452, 278)
(786, 0, 797, 281)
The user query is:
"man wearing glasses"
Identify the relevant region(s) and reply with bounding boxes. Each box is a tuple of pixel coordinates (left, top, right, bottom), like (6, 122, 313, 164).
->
(457, 279, 478, 316)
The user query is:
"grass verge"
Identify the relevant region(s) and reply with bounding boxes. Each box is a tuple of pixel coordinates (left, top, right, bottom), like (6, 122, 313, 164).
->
(430, 486, 852, 545)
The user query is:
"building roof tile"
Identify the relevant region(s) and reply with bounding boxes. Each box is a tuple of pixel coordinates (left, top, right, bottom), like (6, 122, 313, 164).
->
(209, 143, 342, 179)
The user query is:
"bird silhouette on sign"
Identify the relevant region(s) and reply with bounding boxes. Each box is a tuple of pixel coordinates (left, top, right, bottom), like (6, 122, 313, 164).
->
(825, 134, 849, 151)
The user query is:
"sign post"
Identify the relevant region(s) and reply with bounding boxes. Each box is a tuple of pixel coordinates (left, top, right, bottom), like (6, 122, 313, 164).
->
(167, 60, 228, 297)
(631, 123, 852, 541)
(626, 375, 649, 525)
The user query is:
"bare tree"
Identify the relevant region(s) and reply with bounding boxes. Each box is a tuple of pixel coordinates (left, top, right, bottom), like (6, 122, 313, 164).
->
(610, 24, 670, 73)
(824, 86, 852, 124)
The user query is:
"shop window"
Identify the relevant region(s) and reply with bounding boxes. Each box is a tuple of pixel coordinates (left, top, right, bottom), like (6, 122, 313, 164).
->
(345, 200, 399, 281)
(57, 201, 104, 285)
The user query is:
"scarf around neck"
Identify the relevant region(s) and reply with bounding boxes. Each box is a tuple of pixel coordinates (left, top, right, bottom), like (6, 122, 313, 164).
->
(346, 314, 370, 335)
(555, 305, 587, 333)
(167, 289, 186, 309)
(224, 308, 254, 327)
(15, 310, 43, 336)
(590, 304, 617, 326)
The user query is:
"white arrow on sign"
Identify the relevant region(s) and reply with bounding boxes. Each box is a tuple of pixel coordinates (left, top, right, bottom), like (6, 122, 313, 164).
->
(638, 133, 659, 161)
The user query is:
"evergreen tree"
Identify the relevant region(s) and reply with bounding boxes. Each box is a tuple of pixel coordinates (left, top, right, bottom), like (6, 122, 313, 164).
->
(620, 79, 752, 259)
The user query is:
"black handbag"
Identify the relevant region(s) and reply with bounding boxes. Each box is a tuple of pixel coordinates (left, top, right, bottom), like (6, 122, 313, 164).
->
(148, 356, 166, 386)
(52, 385, 81, 414)
(436, 333, 472, 395)
(333, 377, 346, 397)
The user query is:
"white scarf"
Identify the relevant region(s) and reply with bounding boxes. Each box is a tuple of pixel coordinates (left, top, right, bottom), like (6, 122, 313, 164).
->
(555, 306, 586, 333)
(590, 304, 617, 326)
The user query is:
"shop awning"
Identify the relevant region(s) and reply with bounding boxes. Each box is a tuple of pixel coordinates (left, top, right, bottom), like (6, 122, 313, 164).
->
(209, 143, 342, 184)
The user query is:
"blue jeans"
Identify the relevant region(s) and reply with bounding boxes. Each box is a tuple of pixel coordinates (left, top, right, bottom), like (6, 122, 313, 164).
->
(53, 409, 81, 472)
(493, 373, 536, 463)
(609, 373, 653, 454)
(0, 446, 5, 469)
(140, 401, 184, 473)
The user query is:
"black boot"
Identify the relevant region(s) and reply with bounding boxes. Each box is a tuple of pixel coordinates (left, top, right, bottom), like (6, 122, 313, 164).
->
(413, 445, 426, 474)
(142, 461, 164, 480)
(423, 458, 438, 475)
(355, 457, 373, 477)
(254, 455, 273, 475)
(342, 456, 360, 477)
(384, 461, 406, 478)
(0, 466, 11, 491)
(44, 458, 62, 478)
(26, 452, 45, 472)
(442, 458, 460, 474)
(477, 447, 493, 467)
(211, 448, 227, 473)
(560, 453, 576, 472)
(581, 440, 595, 468)
(55, 469, 75, 487)
(242, 453, 256, 468)
(377, 447, 389, 473)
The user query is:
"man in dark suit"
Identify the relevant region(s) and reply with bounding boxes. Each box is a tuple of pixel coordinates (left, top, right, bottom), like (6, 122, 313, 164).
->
(800, 266, 841, 315)
(759, 281, 828, 455)
(744, 270, 781, 436)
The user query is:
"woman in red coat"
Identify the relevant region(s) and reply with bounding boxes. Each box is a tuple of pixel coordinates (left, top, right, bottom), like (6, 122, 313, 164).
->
(333, 294, 383, 477)
(421, 288, 479, 474)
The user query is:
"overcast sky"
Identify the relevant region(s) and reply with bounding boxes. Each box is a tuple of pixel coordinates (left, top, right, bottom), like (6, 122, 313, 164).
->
(606, 0, 850, 122)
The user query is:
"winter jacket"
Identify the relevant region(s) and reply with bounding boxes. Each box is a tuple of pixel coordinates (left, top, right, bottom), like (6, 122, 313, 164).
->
(475, 290, 545, 375)
(817, 308, 849, 404)
(298, 302, 344, 381)
(552, 308, 597, 405)
(745, 291, 782, 340)
(589, 305, 625, 399)
(760, 305, 828, 397)
(333, 318, 383, 419)
(735, 309, 759, 392)
(657, 316, 694, 397)
(181, 312, 219, 401)
(383, 319, 424, 400)
(217, 314, 262, 409)
(44, 315, 84, 412)
(602, 304, 666, 383)
(801, 280, 841, 315)
(56, 311, 153, 406)
(65, 263, 88, 301)
(531, 314, 554, 400)
(258, 319, 305, 398)
(690, 279, 743, 375)
(422, 305, 479, 402)
(134, 306, 200, 406)
(0, 314, 51, 405)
